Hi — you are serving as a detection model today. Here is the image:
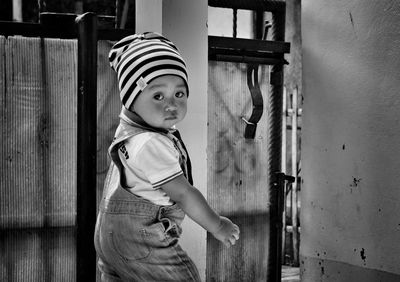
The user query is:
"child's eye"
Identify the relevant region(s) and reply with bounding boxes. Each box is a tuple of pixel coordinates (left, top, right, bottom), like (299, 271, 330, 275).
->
(153, 94, 164, 101)
(175, 91, 186, 98)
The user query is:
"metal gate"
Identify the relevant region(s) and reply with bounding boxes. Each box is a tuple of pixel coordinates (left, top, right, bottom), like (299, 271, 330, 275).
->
(207, 1, 292, 281)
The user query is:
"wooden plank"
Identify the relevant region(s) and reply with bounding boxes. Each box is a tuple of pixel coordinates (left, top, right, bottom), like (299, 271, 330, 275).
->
(207, 61, 271, 281)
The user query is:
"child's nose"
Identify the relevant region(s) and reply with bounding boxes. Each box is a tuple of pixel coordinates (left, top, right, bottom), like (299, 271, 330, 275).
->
(165, 98, 178, 111)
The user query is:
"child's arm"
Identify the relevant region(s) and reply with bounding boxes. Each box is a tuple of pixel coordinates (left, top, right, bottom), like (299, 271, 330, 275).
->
(162, 175, 240, 247)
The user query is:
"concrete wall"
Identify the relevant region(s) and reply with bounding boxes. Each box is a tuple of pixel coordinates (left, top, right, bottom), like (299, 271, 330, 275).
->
(163, 1, 208, 280)
(136, 1, 208, 280)
(301, 0, 400, 280)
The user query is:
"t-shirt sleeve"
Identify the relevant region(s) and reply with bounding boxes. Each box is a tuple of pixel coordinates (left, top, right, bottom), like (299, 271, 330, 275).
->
(124, 134, 183, 188)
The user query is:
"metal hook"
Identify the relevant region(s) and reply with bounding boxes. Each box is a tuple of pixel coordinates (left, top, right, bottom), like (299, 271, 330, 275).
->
(241, 20, 273, 139)
(242, 64, 264, 139)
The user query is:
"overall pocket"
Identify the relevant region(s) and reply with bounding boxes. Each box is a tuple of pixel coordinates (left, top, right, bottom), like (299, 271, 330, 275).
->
(107, 213, 160, 261)
(159, 217, 182, 241)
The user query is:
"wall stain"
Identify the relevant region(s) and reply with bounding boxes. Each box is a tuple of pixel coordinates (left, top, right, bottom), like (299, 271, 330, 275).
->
(350, 177, 362, 187)
(349, 11, 358, 38)
(349, 12, 355, 28)
(360, 248, 367, 262)
(318, 260, 325, 276)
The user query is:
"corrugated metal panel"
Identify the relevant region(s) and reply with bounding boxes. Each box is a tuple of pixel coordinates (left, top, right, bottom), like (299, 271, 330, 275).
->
(2, 37, 45, 228)
(0, 36, 77, 281)
(45, 38, 77, 228)
(207, 61, 271, 281)
(0, 227, 76, 281)
(0, 37, 77, 229)
(0, 36, 121, 282)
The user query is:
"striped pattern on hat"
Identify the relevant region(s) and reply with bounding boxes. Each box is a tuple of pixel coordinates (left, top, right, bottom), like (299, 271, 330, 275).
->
(109, 32, 189, 110)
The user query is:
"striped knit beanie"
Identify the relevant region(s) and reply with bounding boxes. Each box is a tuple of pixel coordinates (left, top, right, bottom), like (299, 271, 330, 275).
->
(109, 32, 189, 110)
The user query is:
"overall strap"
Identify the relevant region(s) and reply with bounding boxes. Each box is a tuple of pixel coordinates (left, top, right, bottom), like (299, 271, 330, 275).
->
(109, 107, 193, 186)
(169, 130, 193, 185)
(101, 123, 148, 199)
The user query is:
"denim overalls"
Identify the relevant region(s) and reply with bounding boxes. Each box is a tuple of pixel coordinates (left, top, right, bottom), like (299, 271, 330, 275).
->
(94, 114, 201, 281)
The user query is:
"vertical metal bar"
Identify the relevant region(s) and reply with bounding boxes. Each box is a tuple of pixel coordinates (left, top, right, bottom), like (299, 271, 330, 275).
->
(281, 86, 287, 263)
(75, 12, 98, 282)
(271, 172, 286, 281)
(267, 4, 286, 282)
(232, 8, 237, 38)
(291, 87, 299, 265)
(282, 87, 287, 175)
(129, 0, 136, 31)
(253, 10, 264, 39)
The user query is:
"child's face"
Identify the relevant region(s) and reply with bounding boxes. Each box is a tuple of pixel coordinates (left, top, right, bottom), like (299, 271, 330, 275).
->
(132, 75, 188, 129)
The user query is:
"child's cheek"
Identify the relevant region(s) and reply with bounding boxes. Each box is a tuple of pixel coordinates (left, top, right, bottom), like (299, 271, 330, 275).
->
(154, 103, 165, 113)
(177, 100, 187, 109)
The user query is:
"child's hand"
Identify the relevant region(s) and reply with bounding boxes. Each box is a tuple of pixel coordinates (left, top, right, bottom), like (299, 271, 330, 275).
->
(211, 216, 240, 247)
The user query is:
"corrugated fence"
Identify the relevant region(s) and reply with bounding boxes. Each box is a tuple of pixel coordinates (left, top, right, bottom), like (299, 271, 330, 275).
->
(0, 36, 120, 281)
(206, 61, 271, 281)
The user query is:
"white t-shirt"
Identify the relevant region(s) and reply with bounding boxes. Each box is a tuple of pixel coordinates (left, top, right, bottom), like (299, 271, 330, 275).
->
(118, 131, 183, 206)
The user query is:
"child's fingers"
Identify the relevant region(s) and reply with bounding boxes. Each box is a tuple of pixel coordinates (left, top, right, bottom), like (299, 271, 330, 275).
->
(225, 232, 239, 247)
(232, 224, 240, 239)
(223, 238, 234, 248)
